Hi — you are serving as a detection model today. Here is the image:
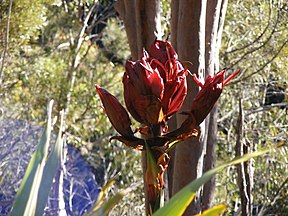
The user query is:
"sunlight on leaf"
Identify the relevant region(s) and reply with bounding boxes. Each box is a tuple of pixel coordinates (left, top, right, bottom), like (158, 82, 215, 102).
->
(10, 100, 65, 216)
(195, 204, 226, 216)
(10, 100, 54, 216)
(85, 180, 137, 216)
(153, 145, 281, 216)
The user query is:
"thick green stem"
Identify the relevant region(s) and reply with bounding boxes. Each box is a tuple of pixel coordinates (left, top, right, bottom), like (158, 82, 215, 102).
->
(145, 139, 166, 215)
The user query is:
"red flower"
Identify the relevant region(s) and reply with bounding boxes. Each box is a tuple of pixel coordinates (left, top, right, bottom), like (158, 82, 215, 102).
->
(191, 69, 240, 125)
(123, 40, 188, 126)
(149, 39, 178, 67)
(123, 50, 164, 125)
(150, 40, 187, 118)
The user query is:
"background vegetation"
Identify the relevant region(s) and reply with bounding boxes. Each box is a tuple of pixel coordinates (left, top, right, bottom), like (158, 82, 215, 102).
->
(0, 0, 287, 215)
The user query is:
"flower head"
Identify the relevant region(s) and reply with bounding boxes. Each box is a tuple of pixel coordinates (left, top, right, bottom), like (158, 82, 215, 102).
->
(123, 50, 164, 125)
(123, 40, 188, 127)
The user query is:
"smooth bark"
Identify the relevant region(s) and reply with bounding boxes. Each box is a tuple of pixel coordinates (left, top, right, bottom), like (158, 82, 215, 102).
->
(115, 0, 161, 60)
(171, 0, 207, 214)
(115, 1, 161, 214)
(202, 0, 223, 210)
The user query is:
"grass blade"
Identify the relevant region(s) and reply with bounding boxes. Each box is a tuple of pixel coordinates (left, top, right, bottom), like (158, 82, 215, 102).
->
(35, 110, 65, 215)
(10, 100, 54, 216)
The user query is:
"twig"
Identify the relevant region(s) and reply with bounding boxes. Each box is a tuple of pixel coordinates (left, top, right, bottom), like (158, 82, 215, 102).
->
(226, 6, 281, 70)
(0, 0, 13, 84)
(247, 102, 288, 116)
(226, 1, 273, 54)
(230, 39, 288, 85)
(235, 98, 253, 216)
(64, 1, 98, 116)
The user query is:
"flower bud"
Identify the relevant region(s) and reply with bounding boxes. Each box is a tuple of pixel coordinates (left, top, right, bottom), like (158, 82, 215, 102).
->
(123, 52, 164, 125)
(95, 85, 134, 138)
(191, 69, 240, 125)
(149, 40, 178, 66)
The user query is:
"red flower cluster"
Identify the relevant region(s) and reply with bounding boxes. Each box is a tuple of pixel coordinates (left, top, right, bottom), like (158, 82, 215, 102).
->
(123, 40, 188, 126)
(96, 39, 240, 207)
(96, 40, 240, 147)
(96, 40, 188, 144)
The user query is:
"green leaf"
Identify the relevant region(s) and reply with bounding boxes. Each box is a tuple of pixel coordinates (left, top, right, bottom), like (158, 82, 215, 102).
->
(96, 188, 131, 216)
(195, 204, 226, 216)
(89, 179, 116, 214)
(153, 146, 280, 216)
(35, 110, 65, 215)
(10, 101, 65, 216)
(10, 100, 54, 216)
(85, 180, 134, 216)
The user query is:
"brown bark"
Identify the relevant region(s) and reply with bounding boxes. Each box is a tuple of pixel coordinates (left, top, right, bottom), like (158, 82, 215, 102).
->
(202, 0, 223, 210)
(170, 0, 229, 213)
(171, 0, 207, 214)
(115, 0, 160, 60)
(115, 1, 161, 215)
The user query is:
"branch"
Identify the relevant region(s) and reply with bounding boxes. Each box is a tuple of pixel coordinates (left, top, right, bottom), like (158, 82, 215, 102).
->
(247, 102, 288, 116)
(226, 6, 281, 70)
(229, 39, 288, 85)
(226, 1, 273, 54)
(235, 98, 253, 216)
(0, 0, 13, 84)
(64, 1, 98, 116)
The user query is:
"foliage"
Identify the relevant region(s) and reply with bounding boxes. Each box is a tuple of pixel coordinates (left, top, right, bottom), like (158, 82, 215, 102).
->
(216, 0, 288, 214)
(1, 0, 143, 214)
(154, 145, 281, 216)
(10, 100, 64, 216)
(0, 0, 54, 48)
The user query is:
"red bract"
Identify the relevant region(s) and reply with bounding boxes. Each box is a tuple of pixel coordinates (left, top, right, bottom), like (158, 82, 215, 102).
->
(123, 40, 188, 126)
(95, 85, 134, 139)
(161, 59, 187, 117)
(150, 40, 188, 119)
(191, 69, 240, 125)
(123, 50, 164, 125)
(149, 39, 178, 67)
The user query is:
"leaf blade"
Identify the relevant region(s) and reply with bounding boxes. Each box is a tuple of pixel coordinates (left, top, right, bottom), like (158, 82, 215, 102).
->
(10, 100, 54, 216)
(153, 146, 277, 216)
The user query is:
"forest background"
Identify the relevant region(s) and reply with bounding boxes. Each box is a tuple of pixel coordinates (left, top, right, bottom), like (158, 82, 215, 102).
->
(0, 0, 287, 215)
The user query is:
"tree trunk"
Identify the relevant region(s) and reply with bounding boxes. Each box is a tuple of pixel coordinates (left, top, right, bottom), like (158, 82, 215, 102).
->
(170, 0, 228, 213)
(236, 99, 253, 216)
(202, 0, 224, 210)
(171, 0, 207, 214)
(115, 1, 161, 215)
(115, 0, 161, 60)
